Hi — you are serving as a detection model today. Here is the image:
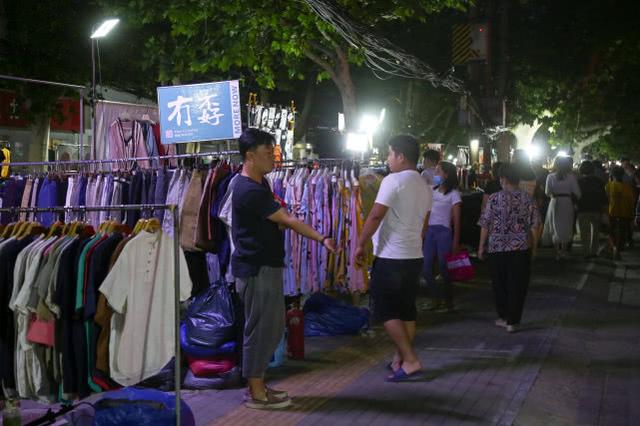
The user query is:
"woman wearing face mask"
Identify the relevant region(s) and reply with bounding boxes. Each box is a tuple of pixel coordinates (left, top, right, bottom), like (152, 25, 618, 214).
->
(422, 161, 462, 312)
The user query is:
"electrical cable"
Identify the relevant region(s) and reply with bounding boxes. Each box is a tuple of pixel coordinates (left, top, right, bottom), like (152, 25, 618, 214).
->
(301, 0, 468, 94)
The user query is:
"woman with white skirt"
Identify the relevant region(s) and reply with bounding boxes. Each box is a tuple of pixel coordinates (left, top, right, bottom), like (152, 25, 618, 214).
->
(543, 156, 581, 260)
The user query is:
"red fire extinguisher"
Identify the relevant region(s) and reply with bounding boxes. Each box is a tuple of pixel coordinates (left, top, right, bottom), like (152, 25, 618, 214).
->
(286, 304, 305, 360)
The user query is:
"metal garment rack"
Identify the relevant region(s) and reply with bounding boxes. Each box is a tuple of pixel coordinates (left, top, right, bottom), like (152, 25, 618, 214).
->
(7, 150, 240, 169)
(0, 204, 185, 426)
(0, 74, 86, 161)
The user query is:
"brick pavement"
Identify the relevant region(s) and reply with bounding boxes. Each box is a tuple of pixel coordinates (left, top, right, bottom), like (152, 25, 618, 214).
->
(192, 243, 639, 426)
(12, 243, 638, 425)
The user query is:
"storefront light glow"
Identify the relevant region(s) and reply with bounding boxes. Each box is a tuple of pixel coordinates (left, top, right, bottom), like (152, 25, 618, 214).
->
(525, 144, 541, 159)
(359, 114, 380, 133)
(346, 132, 368, 152)
(447, 154, 454, 161)
(470, 139, 479, 151)
(91, 19, 120, 38)
(557, 150, 568, 157)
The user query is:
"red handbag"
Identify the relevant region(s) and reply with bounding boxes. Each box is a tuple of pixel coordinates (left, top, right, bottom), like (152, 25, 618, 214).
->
(27, 315, 55, 347)
(445, 251, 476, 282)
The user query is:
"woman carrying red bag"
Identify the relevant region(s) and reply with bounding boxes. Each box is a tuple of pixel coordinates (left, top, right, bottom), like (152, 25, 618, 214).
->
(478, 163, 541, 333)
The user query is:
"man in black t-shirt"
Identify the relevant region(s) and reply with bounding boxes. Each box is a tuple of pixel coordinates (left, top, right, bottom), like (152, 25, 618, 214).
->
(232, 129, 335, 410)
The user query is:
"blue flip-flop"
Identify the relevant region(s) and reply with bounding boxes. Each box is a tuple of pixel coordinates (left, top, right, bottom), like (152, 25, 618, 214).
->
(385, 368, 424, 383)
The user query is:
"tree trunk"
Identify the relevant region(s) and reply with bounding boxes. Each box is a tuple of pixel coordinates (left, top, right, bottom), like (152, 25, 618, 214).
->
(29, 114, 50, 162)
(294, 75, 317, 143)
(334, 52, 357, 130)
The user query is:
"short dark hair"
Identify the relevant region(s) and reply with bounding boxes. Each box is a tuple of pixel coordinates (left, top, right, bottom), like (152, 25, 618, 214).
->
(239, 128, 275, 159)
(499, 163, 521, 186)
(422, 149, 441, 164)
(579, 160, 594, 176)
(437, 161, 459, 194)
(388, 134, 420, 164)
(612, 165, 625, 182)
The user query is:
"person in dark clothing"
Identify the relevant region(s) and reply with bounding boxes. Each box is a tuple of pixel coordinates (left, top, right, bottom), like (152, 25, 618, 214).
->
(481, 162, 503, 212)
(577, 161, 608, 258)
(478, 164, 541, 333)
(232, 128, 336, 409)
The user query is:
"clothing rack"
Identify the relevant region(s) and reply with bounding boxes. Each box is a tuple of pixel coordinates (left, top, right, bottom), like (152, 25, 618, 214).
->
(0, 204, 184, 426)
(7, 150, 240, 169)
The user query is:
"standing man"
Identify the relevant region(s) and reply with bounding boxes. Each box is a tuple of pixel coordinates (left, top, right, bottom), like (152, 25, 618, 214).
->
(232, 128, 335, 409)
(421, 149, 441, 186)
(355, 135, 432, 382)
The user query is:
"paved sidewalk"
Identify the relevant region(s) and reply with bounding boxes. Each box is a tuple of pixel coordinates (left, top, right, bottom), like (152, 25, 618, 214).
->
(14, 243, 637, 425)
(181, 243, 640, 426)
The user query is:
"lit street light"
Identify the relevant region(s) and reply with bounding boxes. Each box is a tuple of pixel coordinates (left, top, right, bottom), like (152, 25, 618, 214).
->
(90, 18, 119, 159)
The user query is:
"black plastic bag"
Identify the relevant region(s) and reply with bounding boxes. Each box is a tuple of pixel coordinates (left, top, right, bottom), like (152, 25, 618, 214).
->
(184, 281, 235, 348)
(303, 293, 370, 337)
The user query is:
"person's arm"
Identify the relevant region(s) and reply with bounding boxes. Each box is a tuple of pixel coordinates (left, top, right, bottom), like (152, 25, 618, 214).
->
(481, 193, 489, 213)
(422, 211, 431, 240)
(451, 202, 462, 253)
(545, 174, 553, 197)
(354, 203, 389, 268)
(478, 227, 488, 260)
(268, 208, 336, 252)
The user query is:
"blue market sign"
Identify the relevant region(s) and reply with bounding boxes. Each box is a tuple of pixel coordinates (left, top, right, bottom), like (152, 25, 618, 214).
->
(157, 80, 242, 144)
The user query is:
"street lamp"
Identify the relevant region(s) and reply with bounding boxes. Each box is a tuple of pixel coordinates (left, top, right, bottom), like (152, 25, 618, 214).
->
(90, 19, 119, 160)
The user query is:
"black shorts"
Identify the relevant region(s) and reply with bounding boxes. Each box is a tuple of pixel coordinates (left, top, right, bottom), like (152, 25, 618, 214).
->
(369, 257, 422, 323)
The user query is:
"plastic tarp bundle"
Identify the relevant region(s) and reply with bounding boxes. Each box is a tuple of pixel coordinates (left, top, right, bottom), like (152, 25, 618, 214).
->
(182, 367, 242, 390)
(136, 357, 186, 391)
(180, 324, 236, 358)
(187, 356, 235, 377)
(184, 281, 235, 349)
(93, 387, 195, 426)
(303, 293, 370, 337)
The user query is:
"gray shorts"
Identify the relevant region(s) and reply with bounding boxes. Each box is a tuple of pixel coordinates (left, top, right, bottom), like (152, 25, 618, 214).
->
(235, 266, 285, 379)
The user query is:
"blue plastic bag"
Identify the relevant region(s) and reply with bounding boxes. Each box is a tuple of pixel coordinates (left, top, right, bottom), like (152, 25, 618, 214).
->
(304, 293, 370, 337)
(268, 333, 286, 368)
(184, 281, 235, 348)
(93, 387, 195, 426)
(180, 324, 236, 358)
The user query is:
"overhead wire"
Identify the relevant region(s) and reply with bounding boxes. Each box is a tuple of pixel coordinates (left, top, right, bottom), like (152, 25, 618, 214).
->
(301, 0, 468, 94)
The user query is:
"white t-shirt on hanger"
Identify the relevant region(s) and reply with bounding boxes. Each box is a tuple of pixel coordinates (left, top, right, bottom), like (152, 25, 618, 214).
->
(372, 169, 432, 259)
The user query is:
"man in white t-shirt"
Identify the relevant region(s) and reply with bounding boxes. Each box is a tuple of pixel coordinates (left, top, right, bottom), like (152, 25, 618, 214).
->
(355, 135, 432, 382)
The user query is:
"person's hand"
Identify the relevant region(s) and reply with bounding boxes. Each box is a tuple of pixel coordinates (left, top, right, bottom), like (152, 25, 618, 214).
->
(354, 245, 366, 269)
(323, 237, 337, 253)
(477, 247, 485, 261)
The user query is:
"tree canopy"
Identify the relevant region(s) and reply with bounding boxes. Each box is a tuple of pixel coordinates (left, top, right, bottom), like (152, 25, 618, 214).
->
(508, 0, 640, 160)
(98, 0, 469, 127)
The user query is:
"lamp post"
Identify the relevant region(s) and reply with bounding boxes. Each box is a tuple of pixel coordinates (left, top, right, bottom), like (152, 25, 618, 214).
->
(89, 19, 119, 160)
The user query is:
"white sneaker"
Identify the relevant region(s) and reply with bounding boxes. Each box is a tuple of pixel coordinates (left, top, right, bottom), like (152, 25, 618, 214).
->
(506, 324, 518, 333)
(495, 319, 508, 328)
(245, 393, 292, 410)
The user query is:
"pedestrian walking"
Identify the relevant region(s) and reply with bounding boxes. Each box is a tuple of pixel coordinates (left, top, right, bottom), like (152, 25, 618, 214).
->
(577, 161, 608, 259)
(421, 149, 441, 186)
(512, 149, 538, 198)
(478, 164, 541, 333)
(422, 161, 462, 313)
(355, 135, 432, 382)
(481, 161, 503, 213)
(543, 156, 581, 260)
(232, 129, 336, 409)
(606, 166, 635, 260)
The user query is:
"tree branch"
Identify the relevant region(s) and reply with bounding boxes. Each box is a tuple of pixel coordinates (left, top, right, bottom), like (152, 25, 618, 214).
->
(304, 50, 338, 83)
